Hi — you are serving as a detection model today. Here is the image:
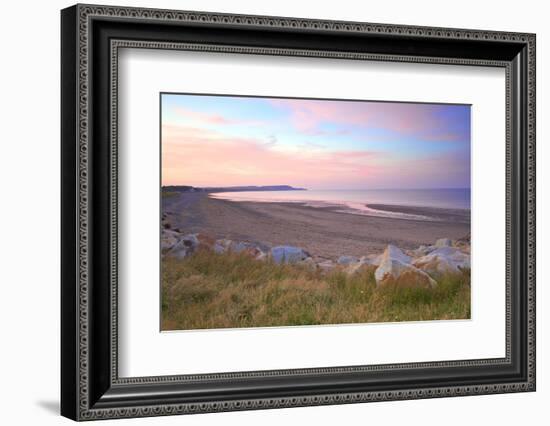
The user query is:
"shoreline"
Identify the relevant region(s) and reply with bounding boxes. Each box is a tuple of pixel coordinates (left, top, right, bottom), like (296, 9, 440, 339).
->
(208, 193, 469, 223)
(365, 203, 470, 223)
(162, 192, 470, 261)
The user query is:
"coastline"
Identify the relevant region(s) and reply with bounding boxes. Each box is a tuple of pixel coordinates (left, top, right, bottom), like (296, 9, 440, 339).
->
(365, 203, 470, 224)
(162, 192, 470, 261)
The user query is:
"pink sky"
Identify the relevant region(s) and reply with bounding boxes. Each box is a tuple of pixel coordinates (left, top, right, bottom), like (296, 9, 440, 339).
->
(161, 94, 470, 189)
(162, 124, 383, 187)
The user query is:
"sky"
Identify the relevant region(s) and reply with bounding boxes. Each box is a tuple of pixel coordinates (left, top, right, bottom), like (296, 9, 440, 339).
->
(161, 93, 471, 190)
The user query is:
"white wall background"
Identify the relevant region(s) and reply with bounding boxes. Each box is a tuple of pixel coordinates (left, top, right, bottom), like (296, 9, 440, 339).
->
(0, 0, 546, 424)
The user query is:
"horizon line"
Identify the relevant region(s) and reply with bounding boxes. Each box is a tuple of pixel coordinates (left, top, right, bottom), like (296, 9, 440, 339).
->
(162, 184, 471, 191)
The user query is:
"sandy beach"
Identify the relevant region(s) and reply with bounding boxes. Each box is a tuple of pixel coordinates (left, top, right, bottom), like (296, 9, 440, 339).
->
(162, 192, 470, 261)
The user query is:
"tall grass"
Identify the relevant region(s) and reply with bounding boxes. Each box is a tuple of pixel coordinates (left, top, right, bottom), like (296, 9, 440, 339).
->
(161, 250, 470, 330)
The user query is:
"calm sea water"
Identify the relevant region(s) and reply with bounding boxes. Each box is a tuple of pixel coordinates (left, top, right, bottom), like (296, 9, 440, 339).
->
(210, 188, 470, 220)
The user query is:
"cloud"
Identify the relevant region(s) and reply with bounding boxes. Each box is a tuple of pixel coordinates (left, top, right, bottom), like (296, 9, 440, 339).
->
(269, 98, 469, 142)
(264, 134, 278, 147)
(161, 124, 383, 187)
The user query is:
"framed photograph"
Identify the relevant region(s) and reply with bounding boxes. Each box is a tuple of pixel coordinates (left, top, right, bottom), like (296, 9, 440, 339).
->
(61, 4, 536, 421)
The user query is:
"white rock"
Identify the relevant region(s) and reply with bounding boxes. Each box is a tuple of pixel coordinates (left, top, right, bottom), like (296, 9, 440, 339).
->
(411, 244, 435, 257)
(270, 246, 310, 264)
(375, 257, 437, 289)
(214, 239, 264, 258)
(413, 246, 470, 275)
(161, 229, 181, 252)
(167, 234, 199, 259)
(360, 253, 383, 266)
(345, 261, 374, 275)
(382, 244, 412, 264)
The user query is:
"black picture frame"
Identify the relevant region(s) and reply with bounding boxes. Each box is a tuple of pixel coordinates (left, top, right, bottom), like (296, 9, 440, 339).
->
(61, 4, 536, 421)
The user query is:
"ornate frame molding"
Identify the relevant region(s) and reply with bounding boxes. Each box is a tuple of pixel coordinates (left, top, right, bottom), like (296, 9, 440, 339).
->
(61, 4, 536, 421)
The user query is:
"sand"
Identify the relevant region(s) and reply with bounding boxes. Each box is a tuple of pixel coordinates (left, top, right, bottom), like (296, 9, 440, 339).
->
(162, 192, 470, 261)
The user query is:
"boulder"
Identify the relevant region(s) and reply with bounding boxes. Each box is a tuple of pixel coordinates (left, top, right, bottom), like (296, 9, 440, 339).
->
(214, 239, 265, 258)
(382, 244, 412, 264)
(345, 261, 375, 276)
(374, 244, 436, 288)
(413, 246, 470, 275)
(270, 246, 310, 264)
(166, 233, 199, 259)
(359, 253, 383, 266)
(337, 255, 359, 265)
(231, 241, 264, 258)
(411, 244, 434, 257)
(435, 238, 452, 248)
(161, 229, 181, 252)
(375, 258, 437, 289)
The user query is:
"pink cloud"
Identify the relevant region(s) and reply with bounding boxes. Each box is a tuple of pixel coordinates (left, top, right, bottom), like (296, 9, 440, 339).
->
(161, 124, 384, 187)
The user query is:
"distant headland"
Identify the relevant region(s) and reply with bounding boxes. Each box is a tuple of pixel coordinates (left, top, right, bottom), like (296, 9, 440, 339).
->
(162, 185, 307, 193)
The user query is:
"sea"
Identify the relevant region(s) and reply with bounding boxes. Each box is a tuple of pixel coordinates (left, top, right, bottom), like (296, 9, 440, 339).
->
(209, 188, 470, 221)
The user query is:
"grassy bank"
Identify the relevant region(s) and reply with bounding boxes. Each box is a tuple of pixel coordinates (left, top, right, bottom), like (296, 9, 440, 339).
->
(161, 250, 471, 330)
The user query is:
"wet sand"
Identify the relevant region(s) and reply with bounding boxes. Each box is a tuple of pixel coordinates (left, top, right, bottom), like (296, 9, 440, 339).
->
(162, 192, 470, 261)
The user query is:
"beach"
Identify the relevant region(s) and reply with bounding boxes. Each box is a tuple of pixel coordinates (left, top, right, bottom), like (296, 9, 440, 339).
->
(162, 192, 470, 261)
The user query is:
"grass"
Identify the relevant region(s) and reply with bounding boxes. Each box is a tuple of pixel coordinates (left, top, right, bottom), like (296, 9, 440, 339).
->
(161, 250, 471, 331)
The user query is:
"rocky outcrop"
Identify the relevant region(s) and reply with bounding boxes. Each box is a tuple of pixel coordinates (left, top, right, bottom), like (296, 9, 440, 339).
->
(162, 230, 469, 289)
(411, 245, 432, 257)
(374, 244, 437, 289)
(166, 233, 200, 259)
(360, 253, 383, 266)
(375, 258, 437, 289)
(383, 245, 412, 264)
(270, 246, 310, 264)
(213, 238, 266, 260)
(341, 253, 381, 275)
(412, 246, 470, 275)
(161, 229, 181, 252)
(345, 261, 376, 276)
